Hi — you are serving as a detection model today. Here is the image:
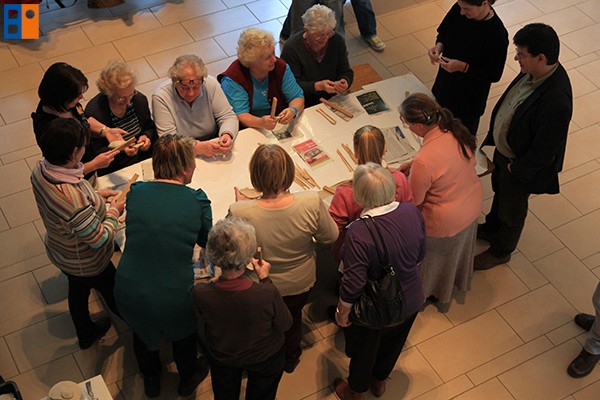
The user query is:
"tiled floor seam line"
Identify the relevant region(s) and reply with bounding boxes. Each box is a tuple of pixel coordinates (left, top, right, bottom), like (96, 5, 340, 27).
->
(519, 239, 565, 264)
(0, 253, 50, 278)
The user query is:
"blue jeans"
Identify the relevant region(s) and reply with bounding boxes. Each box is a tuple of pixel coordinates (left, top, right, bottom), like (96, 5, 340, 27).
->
(351, 0, 377, 38)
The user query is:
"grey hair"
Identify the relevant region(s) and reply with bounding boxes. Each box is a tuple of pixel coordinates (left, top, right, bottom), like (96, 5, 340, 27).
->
(237, 28, 275, 68)
(302, 4, 336, 33)
(168, 54, 208, 82)
(206, 217, 257, 272)
(353, 162, 396, 209)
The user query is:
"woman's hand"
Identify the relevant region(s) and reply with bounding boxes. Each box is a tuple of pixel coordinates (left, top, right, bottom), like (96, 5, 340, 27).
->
(104, 127, 126, 143)
(428, 43, 444, 64)
(261, 115, 278, 130)
(439, 57, 468, 73)
(92, 149, 118, 170)
(316, 79, 338, 94)
(195, 139, 222, 157)
(123, 145, 139, 157)
(334, 79, 349, 94)
(278, 108, 295, 125)
(399, 160, 412, 176)
(109, 194, 126, 215)
(335, 303, 352, 327)
(97, 189, 119, 200)
(252, 258, 271, 280)
(218, 133, 234, 154)
(138, 135, 151, 152)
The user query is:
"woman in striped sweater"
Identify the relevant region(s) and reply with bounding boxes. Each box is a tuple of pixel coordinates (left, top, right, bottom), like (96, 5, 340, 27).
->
(31, 118, 125, 349)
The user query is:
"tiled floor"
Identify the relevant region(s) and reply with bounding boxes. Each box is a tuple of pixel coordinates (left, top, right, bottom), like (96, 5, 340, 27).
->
(1, 0, 600, 399)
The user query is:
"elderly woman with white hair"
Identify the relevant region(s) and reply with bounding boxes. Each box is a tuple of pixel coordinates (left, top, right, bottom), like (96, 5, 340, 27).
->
(152, 54, 238, 157)
(281, 4, 353, 107)
(85, 60, 156, 176)
(193, 217, 292, 400)
(333, 163, 425, 400)
(219, 28, 305, 131)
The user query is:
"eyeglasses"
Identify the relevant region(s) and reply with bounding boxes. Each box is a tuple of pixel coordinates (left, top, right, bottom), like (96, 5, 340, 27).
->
(515, 51, 532, 60)
(115, 90, 139, 104)
(176, 79, 204, 90)
(311, 30, 334, 42)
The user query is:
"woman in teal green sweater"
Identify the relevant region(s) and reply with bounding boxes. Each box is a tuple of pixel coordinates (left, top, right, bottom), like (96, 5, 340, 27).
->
(114, 135, 212, 398)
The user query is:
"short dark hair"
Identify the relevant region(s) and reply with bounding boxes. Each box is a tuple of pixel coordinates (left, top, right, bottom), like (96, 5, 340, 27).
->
(462, 0, 496, 5)
(39, 118, 89, 166)
(38, 63, 88, 112)
(513, 23, 560, 65)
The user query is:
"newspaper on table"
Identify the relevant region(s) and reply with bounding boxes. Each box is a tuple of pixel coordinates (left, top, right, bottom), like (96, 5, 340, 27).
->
(381, 126, 417, 164)
(325, 94, 364, 121)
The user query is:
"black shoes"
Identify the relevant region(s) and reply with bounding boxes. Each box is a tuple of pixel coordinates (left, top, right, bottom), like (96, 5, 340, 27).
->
(474, 250, 511, 271)
(79, 317, 111, 349)
(567, 348, 600, 378)
(178, 357, 209, 397)
(574, 313, 595, 332)
(143, 375, 160, 398)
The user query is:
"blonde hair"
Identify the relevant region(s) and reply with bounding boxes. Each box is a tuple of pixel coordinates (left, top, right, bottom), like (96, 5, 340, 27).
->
(168, 54, 208, 82)
(152, 135, 196, 180)
(96, 60, 136, 97)
(249, 144, 295, 198)
(353, 125, 385, 165)
(302, 4, 336, 33)
(237, 28, 275, 68)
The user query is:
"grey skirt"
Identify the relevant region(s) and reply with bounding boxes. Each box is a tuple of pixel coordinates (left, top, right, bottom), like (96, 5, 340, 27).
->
(418, 220, 478, 304)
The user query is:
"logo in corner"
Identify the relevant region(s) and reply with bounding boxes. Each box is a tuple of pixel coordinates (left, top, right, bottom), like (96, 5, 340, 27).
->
(2, 1, 41, 40)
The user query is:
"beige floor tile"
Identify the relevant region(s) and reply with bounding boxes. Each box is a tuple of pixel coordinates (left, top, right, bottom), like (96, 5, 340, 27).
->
(554, 209, 600, 259)
(506, 252, 548, 290)
(517, 213, 564, 262)
(0, 90, 38, 126)
(0, 223, 45, 269)
(0, 63, 44, 99)
(387, 63, 412, 78)
(406, 304, 454, 347)
(417, 310, 523, 382)
(246, 0, 288, 22)
(32, 264, 68, 305)
(297, 387, 337, 400)
(495, 0, 544, 26)
(223, 0, 263, 7)
(0, 299, 68, 338)
(404, 55, 438, 85)
(412, 26, 438, 50)
(371, 0, 419, 16)
(0, 159, 32, 198)
(577, 0, 600, 21)
(44, 38, 120, 72)
(0, 253, 51, 283)
(499, 339, 600, 400)
(573, 378, 600, 400)
(181, 6, 258, 41)
(453, 378, 514, 400)
(444, 264, 529, 326)
(379, 3, 446, 38)
(0, 47, 18, 73)
(546, 321, 586, 347)
(577, 58, 600, 88)
(529, 194, 582, 230)
(582, 252, 600, 269)
(564, 53, 599, 71)
(530, 7, 596, 36)
(560, 159, 600, 185)
(106, 0, 169, 17)
(144, 38, 227, 78)
(11, 355, 84, 400)
(497, 284, 576, 342)
(569, 69, 598, 98)
(0, 119, 37, 157)
(561, 169, 600, 214)
(9, 28, 93, 66)
(344, 33, 370, 58)
(127, 58, 159, 85)
(528, 0, 588, 14)
(534, 248, 599, 312)
(39, 2, 111, 35)
(205, 56, 237, 79)
(113, 24, 194, 61)
(119, 368, 212, 400)
(304, 294, 340, 340)
(0, 212, 8, 232)
(467, 336, 553, 386)
(563, 124, 600, 171)
(0, 336, 19, 380)
(0, 189, 39, 228)
(214, 20, 282, 57)
(82, 9, 162, 46)
(5, 312, 81, 372)
(301, 308, 326, 347)
(150, 0, 226, 26)
(277, 335, 349, 400)
(563, 23, 600, 56)
(572, 90, 600, 128)
(367, 34, 428, 67)
(413, 375, 473, 400)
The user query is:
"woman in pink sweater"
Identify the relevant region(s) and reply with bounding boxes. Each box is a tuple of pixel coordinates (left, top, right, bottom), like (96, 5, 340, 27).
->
(399, 93, 482, 307)
(329, 125, 413, 263)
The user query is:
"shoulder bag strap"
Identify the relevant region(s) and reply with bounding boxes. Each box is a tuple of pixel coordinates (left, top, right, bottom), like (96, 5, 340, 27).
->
(360, 216, 386, 266)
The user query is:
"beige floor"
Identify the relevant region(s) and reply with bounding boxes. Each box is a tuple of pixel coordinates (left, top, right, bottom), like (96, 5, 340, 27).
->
(1, 0, 600, 398)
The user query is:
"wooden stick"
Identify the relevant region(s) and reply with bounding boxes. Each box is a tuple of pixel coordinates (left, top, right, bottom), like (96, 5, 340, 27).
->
(322, 185, 336, 195)
(112, 137, 137, 152)
(117, 173, 139, 201)
(337, 149, 353, 173)
(342, 143, 357, 164)
(315, 108, 336, 125)
(294, 175, 310, 190)
(320, 97, 353, 118)
(257, 246, 263, 265)
(270, 97, 278, 118)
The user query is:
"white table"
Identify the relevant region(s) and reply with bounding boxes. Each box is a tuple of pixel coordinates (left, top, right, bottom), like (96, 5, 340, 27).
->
(98, 73, 431, 220)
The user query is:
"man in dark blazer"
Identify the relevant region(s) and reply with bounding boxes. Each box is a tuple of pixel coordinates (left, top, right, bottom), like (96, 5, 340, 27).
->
(475, 23, 573, 270)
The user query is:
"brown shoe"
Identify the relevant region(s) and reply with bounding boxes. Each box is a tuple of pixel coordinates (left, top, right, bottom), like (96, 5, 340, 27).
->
(473, 250, 511, 271)
(370, 378, 387, 397)
(333, 378, 365, 400)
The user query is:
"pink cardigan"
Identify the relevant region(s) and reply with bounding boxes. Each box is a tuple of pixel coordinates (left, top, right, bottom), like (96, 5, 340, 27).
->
(410, 126, 482, 237)
(329, 169, 414, 262)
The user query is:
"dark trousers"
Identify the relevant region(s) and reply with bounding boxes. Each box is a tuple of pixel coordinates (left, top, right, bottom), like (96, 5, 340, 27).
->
(344, 313, 418, 393)
(482, 150, 530, 257)
(282, 290, 312, 364)
(64, 262, 120, 342)
(208, 347, 285, 400)
(133, 332, 197, 381)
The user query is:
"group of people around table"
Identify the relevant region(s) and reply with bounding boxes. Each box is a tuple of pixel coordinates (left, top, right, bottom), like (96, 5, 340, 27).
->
(28, 0, 596, 397)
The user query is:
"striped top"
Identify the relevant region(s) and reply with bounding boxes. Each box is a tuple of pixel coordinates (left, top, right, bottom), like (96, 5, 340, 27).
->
(31, 161, 120, 277)
(111, 103, 141, 140)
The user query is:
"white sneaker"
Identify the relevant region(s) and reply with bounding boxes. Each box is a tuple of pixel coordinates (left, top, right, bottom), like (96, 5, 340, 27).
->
(365, 35, 386, 51)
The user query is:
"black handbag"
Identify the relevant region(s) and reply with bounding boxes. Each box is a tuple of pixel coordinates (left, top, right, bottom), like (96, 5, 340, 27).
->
(350, 216, 406, 328)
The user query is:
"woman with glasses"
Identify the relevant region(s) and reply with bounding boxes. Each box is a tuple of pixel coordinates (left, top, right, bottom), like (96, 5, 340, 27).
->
(152, 54, 238, 157)
(428, 0, 508, 135)
(219, 28, 305, 131)
(281, 5, 353, 107)
(399, 93, 482, 308)
(85, 60, 156, 176)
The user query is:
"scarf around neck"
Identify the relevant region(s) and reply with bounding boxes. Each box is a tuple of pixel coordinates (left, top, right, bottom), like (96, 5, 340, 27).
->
(41, 159, 84, 184)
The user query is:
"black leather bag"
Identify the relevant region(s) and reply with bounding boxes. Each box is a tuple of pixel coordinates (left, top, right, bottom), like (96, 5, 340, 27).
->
(350, 216, 406, 328)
